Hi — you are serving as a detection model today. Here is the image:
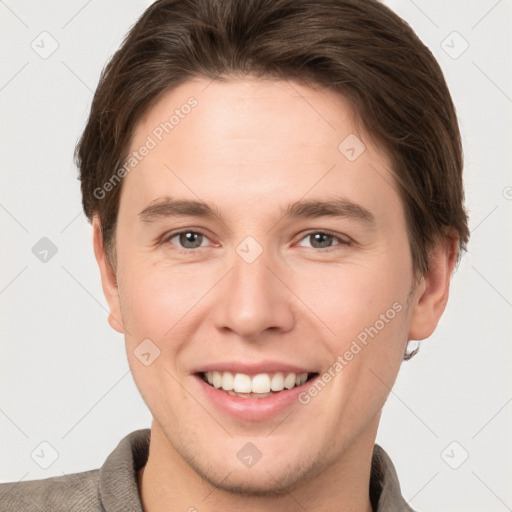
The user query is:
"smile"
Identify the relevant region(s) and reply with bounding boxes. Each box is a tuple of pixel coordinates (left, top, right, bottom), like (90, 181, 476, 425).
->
(200, 371, 317, 397)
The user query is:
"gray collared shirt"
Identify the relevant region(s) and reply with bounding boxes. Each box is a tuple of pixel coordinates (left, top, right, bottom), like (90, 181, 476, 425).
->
(0, 429, 415, 511)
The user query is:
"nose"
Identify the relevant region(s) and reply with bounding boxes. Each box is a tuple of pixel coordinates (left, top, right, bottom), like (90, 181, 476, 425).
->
(211, 244, 296, 340)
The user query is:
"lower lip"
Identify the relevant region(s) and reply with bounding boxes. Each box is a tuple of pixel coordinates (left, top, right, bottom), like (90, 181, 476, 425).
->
(193, 374, 316, 421)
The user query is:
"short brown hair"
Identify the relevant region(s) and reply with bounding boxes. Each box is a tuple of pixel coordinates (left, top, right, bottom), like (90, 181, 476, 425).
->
(76, 0, 469, 280)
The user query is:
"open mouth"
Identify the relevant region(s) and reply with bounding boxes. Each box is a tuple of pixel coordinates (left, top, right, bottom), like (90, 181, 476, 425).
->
(197, 371, 319, 398)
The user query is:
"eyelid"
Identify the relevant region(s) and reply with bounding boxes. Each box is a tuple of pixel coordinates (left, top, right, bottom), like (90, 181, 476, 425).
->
(162, 228, 214, 250)
(296, 229, 351, 248)
(162, 228, 351, 253)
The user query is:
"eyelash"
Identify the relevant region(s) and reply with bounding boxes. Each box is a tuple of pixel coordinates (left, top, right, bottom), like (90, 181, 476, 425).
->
(162, 229, 350, 254)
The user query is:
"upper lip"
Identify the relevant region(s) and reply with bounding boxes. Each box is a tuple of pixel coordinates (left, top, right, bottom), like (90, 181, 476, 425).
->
(192, 361, 318, 376)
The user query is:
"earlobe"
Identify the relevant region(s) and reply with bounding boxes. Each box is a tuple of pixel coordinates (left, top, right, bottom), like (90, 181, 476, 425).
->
(92, 217, 125, 334)
(407, 235, 459, 341)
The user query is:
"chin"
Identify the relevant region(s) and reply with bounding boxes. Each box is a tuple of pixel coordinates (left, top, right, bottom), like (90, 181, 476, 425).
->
(198, 463, 314, 498)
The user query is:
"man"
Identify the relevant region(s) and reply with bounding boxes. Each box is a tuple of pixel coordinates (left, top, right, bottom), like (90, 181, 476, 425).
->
(0, 0, 469, 510)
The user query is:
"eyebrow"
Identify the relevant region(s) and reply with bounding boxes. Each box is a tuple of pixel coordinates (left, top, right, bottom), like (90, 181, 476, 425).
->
(138, 196, 375, 225)
(139, 197, 222, 222)
(283, 198, 375, 224)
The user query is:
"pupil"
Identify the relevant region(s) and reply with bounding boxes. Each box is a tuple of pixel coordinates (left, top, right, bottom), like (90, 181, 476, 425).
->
(180, 232, 202, 248)
(312, 233, 332, 248)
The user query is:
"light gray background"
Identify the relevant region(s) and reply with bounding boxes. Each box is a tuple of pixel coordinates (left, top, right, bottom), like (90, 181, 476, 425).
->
(1, 1, 511, 510)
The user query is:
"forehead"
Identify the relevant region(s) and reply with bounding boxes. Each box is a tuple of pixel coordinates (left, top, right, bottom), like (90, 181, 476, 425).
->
(121, 78, 402, 226)
(136, 78, 364, 162)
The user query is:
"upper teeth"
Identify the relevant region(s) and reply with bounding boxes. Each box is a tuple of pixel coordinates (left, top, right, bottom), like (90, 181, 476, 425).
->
(204, 371, 309, 393)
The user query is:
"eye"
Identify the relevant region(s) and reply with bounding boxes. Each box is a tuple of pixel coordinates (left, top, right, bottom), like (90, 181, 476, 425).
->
(165, 230, 210, 251)
(296, 230, 349, 250)
(162, 229, 349, 253)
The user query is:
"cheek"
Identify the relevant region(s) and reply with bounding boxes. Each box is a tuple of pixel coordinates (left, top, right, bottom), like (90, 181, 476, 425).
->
(316, 290, 408, 429)
(306, 258, 411, 388)
(116, 262, 196, 413)
(302, 258, 409, 336)
(117, 258, 209, 340)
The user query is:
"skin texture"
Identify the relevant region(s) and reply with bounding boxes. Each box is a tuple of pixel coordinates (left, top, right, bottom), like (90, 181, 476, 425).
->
(93, 78, 458, 512)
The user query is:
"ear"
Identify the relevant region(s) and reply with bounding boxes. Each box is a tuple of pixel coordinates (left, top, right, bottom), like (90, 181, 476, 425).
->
(92, 217, 125, 334)
(408, 234, 459, 341)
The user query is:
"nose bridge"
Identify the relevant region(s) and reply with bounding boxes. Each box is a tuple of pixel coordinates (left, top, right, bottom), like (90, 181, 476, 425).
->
(212, 238, 295, 338)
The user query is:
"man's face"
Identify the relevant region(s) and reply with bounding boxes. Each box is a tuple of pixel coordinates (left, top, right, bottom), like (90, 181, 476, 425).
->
(102, 78, 422, 494)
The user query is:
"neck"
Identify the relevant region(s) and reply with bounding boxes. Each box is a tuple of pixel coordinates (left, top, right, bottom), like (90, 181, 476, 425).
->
(138, 419, 377, 512)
